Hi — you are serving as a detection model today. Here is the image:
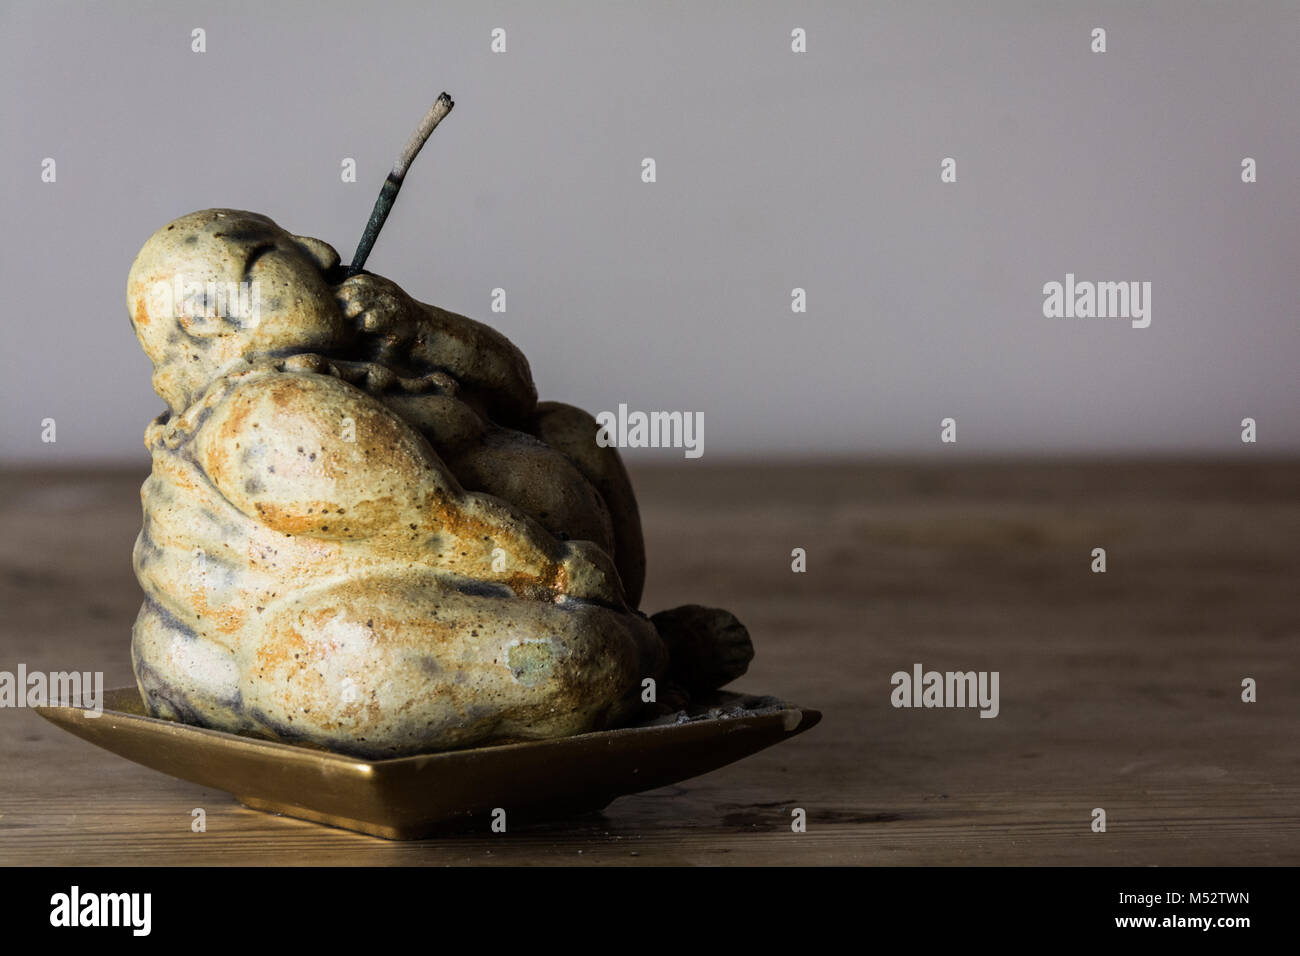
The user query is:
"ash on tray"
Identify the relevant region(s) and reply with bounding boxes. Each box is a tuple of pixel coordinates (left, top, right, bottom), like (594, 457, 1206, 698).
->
(640, 694, 791, 727)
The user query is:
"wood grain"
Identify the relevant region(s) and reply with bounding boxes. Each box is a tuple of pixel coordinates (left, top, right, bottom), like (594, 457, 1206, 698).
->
(1, 460, 1296, 865)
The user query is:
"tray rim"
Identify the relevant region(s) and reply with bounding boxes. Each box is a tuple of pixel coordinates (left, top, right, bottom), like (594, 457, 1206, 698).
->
(36, 685, 822, 771)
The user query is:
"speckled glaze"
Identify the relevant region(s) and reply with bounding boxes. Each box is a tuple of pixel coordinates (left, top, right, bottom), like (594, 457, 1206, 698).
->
(125, 209, 749, 757)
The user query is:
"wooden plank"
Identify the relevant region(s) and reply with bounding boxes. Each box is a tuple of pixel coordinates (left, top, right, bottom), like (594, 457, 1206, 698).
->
(1, 461, 1297, 865)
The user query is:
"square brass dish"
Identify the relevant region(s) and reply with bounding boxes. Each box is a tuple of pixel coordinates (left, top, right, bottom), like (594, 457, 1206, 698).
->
(37, 687, 820, 839)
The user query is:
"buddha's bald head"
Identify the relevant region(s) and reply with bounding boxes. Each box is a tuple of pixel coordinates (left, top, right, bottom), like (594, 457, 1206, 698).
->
(127, 209, 352, 412)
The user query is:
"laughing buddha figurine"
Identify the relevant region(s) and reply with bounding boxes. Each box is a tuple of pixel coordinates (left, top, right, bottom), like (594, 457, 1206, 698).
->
(123, 95, 752, 758)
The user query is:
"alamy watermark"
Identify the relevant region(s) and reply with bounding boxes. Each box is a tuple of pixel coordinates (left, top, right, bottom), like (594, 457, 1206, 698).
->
(0, 664, 103, 716)
(890, 663, 999, 718)
(1043, 273, 1151, 328)
(50, 886, 151, 936)
(595, 403, 703, 458)
(147, 273, 261, 329)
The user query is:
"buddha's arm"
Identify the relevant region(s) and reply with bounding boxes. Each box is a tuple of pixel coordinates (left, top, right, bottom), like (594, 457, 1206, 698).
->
(192, 370, 582, 592)
(334, 273, 538, 425)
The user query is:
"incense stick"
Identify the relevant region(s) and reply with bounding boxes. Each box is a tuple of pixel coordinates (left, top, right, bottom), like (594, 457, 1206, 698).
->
(347, 92, 455, 277)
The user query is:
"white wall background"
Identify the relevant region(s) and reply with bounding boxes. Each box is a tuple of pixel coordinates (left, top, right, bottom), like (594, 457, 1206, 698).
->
(2, 0, 1297, 463)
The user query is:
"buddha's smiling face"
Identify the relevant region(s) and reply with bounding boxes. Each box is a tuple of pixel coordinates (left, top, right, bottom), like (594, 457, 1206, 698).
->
(127, 209, 354, 412)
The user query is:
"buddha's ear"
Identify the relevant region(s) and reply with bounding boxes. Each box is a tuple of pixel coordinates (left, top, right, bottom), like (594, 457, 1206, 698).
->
(291, 235, 341, 273)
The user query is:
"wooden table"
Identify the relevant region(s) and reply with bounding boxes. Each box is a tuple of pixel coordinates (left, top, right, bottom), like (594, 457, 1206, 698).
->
(2, 461, 1296, 865)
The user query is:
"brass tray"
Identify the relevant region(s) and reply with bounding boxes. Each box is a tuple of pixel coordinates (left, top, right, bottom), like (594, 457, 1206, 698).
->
(37, 687, 820, 840)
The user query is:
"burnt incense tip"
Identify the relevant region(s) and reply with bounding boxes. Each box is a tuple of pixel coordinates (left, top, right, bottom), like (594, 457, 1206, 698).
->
(393, 92, 455, 180)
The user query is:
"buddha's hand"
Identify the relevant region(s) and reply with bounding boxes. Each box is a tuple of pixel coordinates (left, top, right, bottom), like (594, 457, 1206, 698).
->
(335, 271, 538, 426)
(334, 272, 422, 356)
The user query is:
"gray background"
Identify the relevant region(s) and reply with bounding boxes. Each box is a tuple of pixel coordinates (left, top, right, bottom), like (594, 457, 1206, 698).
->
(2, 0, 1297, 463)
